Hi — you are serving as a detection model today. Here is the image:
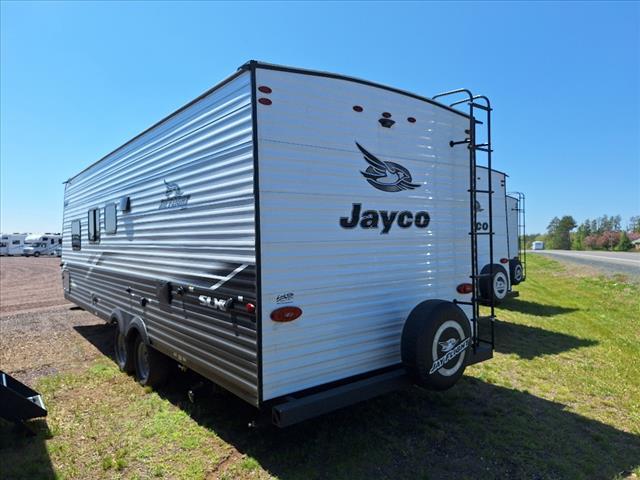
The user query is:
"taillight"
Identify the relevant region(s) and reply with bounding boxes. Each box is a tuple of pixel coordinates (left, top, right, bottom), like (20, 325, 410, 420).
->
(258, 86, 272, 94)
(258, 98, 272, 106)
(246, 303, 256, 314)
(270, 306, 302, 322)
(457, 283, 473, 294)
(500, 258, 509, 264)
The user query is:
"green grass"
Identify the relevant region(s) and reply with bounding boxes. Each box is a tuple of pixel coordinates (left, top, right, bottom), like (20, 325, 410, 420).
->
(0, 254, 638, 479)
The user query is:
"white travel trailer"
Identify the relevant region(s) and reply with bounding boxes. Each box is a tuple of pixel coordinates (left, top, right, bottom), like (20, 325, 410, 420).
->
(23, 233, 62, 257)
(475, 166, 512, 304)
(532, 241, 544, 250)
(506, 193, 526, 285)
(61, 61, 499, 426)
(0, 234, 28, 256)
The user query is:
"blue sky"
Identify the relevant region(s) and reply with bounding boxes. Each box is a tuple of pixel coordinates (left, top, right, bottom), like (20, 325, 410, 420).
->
(1, 1, 638, 234)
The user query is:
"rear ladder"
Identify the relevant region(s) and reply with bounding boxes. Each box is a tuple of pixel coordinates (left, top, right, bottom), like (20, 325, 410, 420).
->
(509, 191, 527, 281)
(433, 89, 496, 363)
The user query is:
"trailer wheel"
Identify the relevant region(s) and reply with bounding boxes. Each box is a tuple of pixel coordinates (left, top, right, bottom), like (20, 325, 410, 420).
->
(133, 337, 169, 388)
(114, 327, 134, 373)
(479, 264, 509, 305)
(401, 300, 471, 390)
(510, 259, 524, 285)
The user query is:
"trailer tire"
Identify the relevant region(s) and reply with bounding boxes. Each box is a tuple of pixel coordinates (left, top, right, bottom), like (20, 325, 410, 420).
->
(509, 259, 524, 285)
(114, 327, 134, 373)
(401, 300, 471, 390)
(479, 264, 509, 305)
(133, 337, 169, 388)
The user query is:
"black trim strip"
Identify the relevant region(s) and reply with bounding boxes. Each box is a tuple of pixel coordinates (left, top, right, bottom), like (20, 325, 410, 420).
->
(243, 60, 472, 120)
(249, 63, 264, 406)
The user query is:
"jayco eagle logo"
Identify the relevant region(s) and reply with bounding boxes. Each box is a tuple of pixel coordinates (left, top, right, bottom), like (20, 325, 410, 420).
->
(357, 142, 420, 192)
(339, 142, 430, 234)
(159, 179, 190, 210)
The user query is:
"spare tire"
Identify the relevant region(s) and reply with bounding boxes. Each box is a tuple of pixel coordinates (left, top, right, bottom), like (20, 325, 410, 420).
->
(401, 300, 471, 390)
(479, 264, 509, 305)
(509, 258, 524, 285)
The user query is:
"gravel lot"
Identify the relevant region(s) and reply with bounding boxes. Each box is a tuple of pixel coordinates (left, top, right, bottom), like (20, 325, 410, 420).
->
(0, 257, 109, 385)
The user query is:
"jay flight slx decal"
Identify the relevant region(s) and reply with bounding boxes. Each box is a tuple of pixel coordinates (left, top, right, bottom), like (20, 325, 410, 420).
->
(340, 142, 430, 234)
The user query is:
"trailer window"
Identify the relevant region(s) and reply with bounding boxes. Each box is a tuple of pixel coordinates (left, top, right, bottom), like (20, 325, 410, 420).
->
(87, 209, 100, 242)
(12, 240, 21, 245)
(104, 203, 117, 234)
(72, 220, 81, 250)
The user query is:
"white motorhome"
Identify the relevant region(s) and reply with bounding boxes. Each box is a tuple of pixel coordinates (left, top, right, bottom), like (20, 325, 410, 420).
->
(61, 61, 499, 426)
(532, 241, 544, 250)
(506, 193, 526, 285)
(0, 234, 28, 256)
(475, 166, 511, 304)
(23, 233, 62, 257)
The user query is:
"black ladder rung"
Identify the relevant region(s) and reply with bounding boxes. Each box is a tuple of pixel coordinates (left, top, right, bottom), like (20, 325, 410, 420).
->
(469, 189, 494, 194)
(470, 102, 491, 111)
(471, 273, 492, 279)
(474, 146, 493, 152)
(453, 300, 474, 306)
(469, 231, 494, 235)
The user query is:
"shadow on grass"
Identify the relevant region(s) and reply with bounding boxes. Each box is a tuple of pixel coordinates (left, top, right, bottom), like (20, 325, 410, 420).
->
(149, 375, 639, 480)
(73, 323, 113, 357)
(492, 320, 598, 360)
(0, 418, 55, 479)
(74, 326, 636, 479)
(499, 298, 579, 317)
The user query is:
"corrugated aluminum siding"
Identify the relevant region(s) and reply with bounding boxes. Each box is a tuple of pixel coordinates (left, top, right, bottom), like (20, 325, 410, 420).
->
(506, 195, 519, 259)
(255, 68, 473, 401)
(62, 71, 259, 404)
(476, 167, 509, 281)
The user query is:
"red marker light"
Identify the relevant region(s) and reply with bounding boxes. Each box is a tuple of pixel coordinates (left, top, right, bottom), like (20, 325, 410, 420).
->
(270, 306, 303, 323)
(407, 117, 416, 123)
(457, 283, 473, 294)
(258, 98, 272, 106)
(246, 303, 256, 314)
(258, 86, 272, 94)
(353, 105, 363, 112)
(500, 258, 509, 264)
(382, 112, 392, 118)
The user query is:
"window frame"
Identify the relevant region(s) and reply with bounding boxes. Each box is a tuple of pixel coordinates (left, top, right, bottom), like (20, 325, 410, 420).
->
(104, 203, 117, 234)
(71, 219, 82, 250)
(87, 208, 100, 243)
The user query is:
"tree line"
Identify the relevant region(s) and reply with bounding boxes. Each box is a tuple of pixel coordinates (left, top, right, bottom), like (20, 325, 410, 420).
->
(524, 215, 640, 251)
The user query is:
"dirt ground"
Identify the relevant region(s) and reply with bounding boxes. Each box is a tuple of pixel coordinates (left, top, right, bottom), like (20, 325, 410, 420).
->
(0, 257, 109, 385)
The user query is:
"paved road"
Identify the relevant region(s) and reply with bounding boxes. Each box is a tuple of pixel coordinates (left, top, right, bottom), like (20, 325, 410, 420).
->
(531, 250, 640, 279)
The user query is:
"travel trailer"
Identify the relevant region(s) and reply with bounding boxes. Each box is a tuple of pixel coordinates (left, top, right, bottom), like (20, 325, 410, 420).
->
(23, 233, 62, 257)
(0, 234, 27, 256)
(61, 61, 499, 426)
(475, 166, 511, 304)
(532, 241, 544, 250)
(506, 193, 526, 285)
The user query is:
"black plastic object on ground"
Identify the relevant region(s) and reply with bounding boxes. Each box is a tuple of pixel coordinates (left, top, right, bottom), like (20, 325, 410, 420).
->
(0, 370, 47, 424)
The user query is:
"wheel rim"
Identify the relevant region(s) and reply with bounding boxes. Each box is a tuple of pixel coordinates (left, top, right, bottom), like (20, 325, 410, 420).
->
(494, 272, 508, 299)
(431, 320, 466, 377)
(136, 342, 150, 382)
(115, 331, 127, 366)
(514, 265, 523, 282)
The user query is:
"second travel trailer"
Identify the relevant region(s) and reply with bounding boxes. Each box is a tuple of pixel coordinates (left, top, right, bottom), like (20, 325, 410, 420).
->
(61, 61, 501, 426)
(475, 166, 512, 304)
